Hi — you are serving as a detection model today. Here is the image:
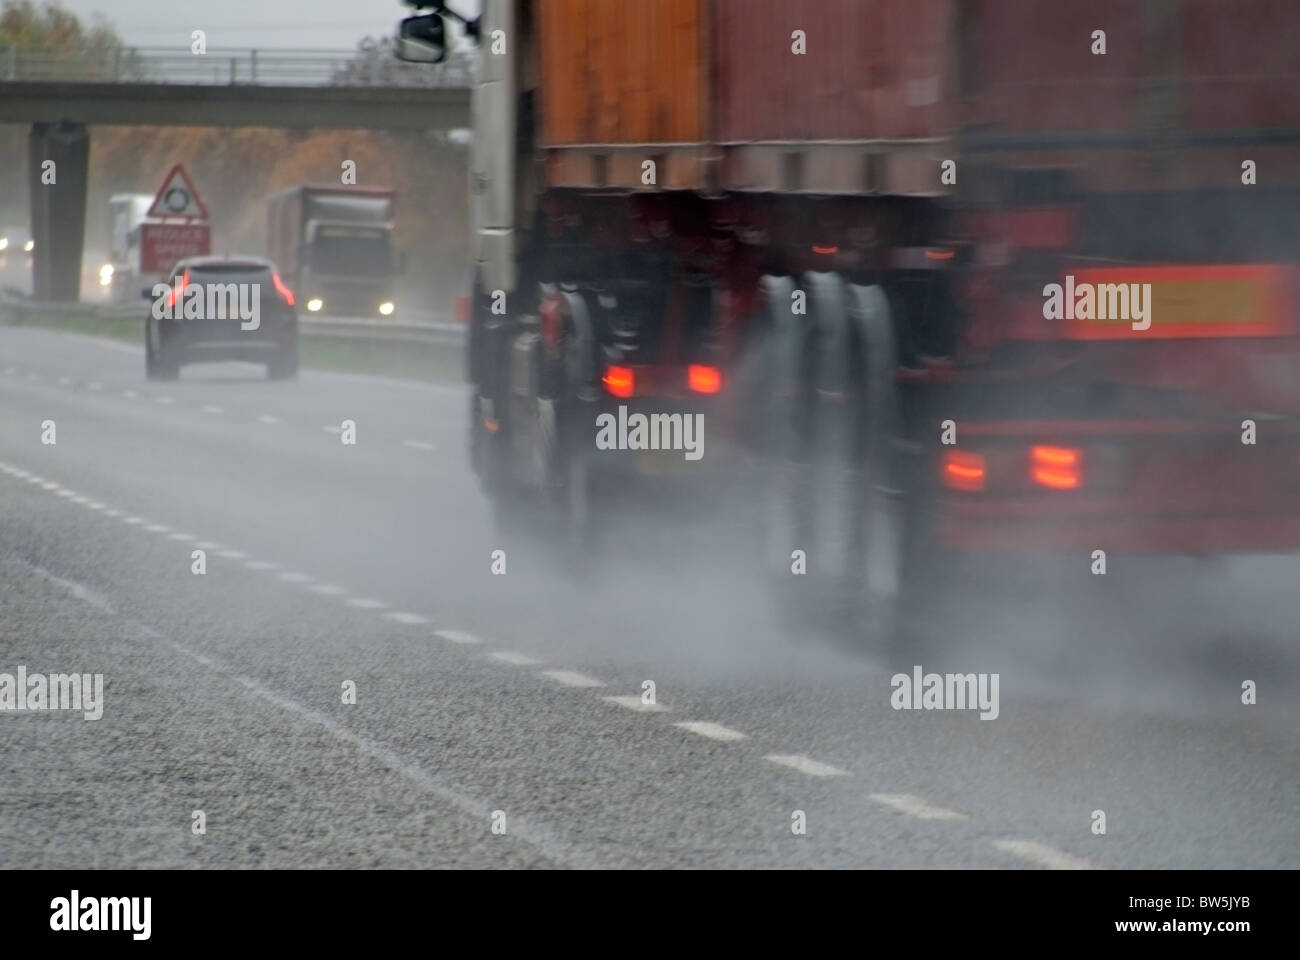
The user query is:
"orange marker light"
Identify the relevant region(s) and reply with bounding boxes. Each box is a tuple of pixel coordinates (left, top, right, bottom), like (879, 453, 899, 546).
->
(812, 244, 839, 255)
(687, 364, 722, 394)
(1031, 445, 1082, 490)
(941, 451, 987, 492)
(603, 365, 635, 398)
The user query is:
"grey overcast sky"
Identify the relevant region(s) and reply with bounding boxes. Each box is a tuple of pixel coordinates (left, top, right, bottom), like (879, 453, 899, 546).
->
(51, 0, 480, 50)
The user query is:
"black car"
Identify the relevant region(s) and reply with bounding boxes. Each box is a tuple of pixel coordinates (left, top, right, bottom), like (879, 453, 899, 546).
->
(143, 255, 298, 380)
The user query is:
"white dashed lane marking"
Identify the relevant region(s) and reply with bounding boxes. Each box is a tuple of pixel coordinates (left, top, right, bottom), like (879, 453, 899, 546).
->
(321, 425, 342, 435)
(155, 396, 173, 405)
(278, 572, 313, 584)
(201, 405, 224, 414)
(307, 584, 347, 596)
(244, 560, 281, 571)
(123, 390, 138, 399)
(382, 612, 431, 625)
(490, 651, 542, 667)
(216, 550, 247, 560)
(401, 440, 435, 451)
(344, 597, 387, 609)
(602, 695, 669, 713)
(540, 670, 605, 688)
(434, 630, 482, 645)
(869, 794, 969, 821)
(763, 754, 850, 778)
(144, 524, 170, 533)
(87, 382, 103, 391)
(674, 721, 748, 742)
(993, 840, 1095, 870)
(257, 415, 280, 425)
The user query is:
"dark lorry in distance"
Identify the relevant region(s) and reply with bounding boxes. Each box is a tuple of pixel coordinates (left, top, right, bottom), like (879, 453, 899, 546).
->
(266, 185, 403, 319)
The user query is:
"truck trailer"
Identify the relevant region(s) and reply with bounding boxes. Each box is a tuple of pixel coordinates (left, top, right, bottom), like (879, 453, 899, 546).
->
(398, 0, 1300, 648)
(266, 184, 403, 319)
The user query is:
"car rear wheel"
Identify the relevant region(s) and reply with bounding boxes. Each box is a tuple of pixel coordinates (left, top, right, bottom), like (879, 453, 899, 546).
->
(267, 336, 299, 380)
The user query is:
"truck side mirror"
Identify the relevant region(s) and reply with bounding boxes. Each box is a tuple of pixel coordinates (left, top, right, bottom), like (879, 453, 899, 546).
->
(397, 14, 447, 63)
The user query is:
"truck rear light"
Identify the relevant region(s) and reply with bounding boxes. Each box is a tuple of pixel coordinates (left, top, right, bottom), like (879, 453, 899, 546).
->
(455, 293, 470, 324)
(941, 451, 987, 492)
(603, 365, 635, 398)
(1031, 445, 1082, 490)
(272, 271, 295, 307)
(687, 364, 722, 394)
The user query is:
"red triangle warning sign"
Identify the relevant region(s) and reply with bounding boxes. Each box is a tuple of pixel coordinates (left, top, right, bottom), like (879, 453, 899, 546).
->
(146, 164, 209, 220)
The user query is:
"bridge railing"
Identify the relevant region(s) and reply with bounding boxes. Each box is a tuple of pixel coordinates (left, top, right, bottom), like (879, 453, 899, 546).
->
(0, 45, 474, 88)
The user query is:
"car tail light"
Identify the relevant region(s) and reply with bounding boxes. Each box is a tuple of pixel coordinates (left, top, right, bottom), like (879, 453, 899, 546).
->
(167, 269, 190, 308)
(603, 365, 634, 398)
(272, 271, 295, 307)
(1031, 445, 1082, 490)
(941, 451, 987, 492)
(687, 364, 722, 394)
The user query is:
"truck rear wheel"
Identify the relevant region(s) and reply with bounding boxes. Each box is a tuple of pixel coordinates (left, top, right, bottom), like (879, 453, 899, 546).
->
(761, 273, 923, 657)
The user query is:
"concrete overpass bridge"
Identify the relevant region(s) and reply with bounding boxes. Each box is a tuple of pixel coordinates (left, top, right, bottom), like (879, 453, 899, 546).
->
(1, 46, 472, 300)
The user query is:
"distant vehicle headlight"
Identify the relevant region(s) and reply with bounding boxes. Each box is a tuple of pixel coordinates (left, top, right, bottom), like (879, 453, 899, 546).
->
(23, 239, 34, 252)
(98, 264, 114, 286)
(378, 301, 395, 316)
(306, 298, 323, 312)
(0, 238, 8, 250)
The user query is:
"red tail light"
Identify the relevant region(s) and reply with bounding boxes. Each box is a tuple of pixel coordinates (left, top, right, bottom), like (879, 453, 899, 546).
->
(272, 271, 295, 307)
(603, 365, 634, 398)
(455, 293, 470, 324)
(941, 451, 987, 492)
(687, 364, 722, 394)
(1031, 445, 1082, 490)
(167, 269, 190, 308)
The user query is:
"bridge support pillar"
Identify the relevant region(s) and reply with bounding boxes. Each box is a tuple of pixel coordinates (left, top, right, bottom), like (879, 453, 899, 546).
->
(29, 120, 89, 302)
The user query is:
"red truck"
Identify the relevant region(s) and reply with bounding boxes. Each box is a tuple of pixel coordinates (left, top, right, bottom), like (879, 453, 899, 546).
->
(399, 0, 1300, 647)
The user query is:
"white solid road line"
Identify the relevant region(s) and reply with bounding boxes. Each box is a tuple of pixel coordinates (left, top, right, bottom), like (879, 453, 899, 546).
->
(602, 695, 669, 713)
(382, 611, 431, 625)
(763, 754, 850, 778)
(992, 840, 1095, 870)
(674, 721, 748, 742)
(490, 650, 542, 666)
(434, 630, 482, 645)
(540, 670, 605, 688)
(869, 794, 970, 821)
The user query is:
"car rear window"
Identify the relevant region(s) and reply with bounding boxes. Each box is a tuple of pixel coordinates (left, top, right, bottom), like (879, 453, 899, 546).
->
(188, 264, 272, 285)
